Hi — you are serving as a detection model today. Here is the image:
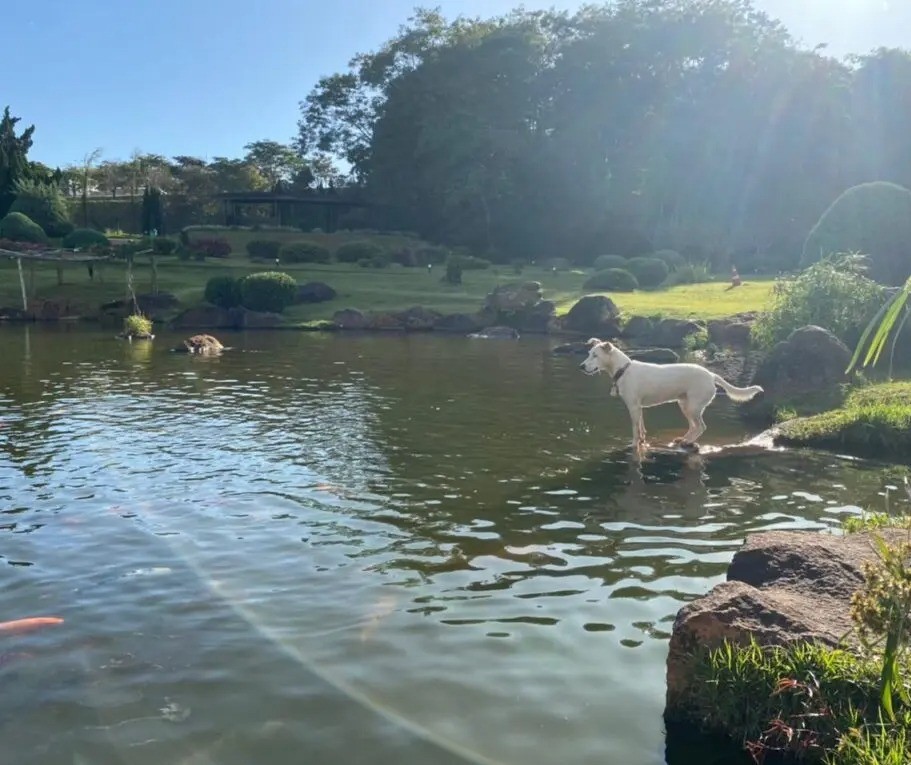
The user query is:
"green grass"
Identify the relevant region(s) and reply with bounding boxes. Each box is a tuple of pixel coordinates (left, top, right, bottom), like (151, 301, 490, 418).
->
(682, 639, 911, 764)
(0, 245, 777, 324)
(777, 382, 911, 460)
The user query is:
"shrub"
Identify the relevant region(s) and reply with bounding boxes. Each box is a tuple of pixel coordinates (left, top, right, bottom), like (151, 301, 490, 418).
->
(357, 254, 389, 268)
(193, 237, 231, 259)
(239, 271, 297, 313)
(752, 254, 885, 348)
(204, 276, 242, 308)
(583, 268, 639, 292)
(653, 249, 686, 271)
(664, 261, 712, 286)
(416, 245, 450, 265)
(593, 254, 628, 271)
(443, 259, 463, 284)
(63, 227, 110, 249)
(246, 239, 281, 260)
(626, 257, 670, 288)
(10, 179, 72, 237)
(0, 212, 48, 243)
(802, 181, 911, 285)
(279, 241, 331, 264)
(152, 237, 177, 255)
(336, 240, 385, 264)
(123, 314, 153, 337)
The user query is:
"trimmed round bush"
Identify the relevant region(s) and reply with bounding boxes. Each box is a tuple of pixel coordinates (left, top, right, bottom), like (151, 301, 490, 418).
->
(0, 212, 48, 243)
(653, 249, 686, 271)
(239, 271, 298, 313)
(626, 257, 669, 288)
(593, 254, 628, 271)
(246, 239, 281, 260)
(358, 254, 390, 268)
(193, 237, 231, 259)
(802, 181, 911, 285)
(583, 268, 639, 292)
(10, 179, 72, 237)
(280, 241, 331, 264)
(63, 227, 109, 249)
(336, 240, 385, 264)
(204, 276, 242, 309)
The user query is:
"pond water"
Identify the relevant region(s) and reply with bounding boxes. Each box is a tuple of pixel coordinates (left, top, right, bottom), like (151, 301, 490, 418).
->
(0, 325, 905, 765)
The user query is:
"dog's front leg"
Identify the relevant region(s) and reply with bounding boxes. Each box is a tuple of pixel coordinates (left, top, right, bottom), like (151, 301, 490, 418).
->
(627, 403, 645, 454)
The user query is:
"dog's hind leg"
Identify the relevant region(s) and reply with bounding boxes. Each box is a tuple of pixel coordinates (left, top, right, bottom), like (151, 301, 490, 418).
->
(679, 392, 712, 446)
(674, 398, 697, 445)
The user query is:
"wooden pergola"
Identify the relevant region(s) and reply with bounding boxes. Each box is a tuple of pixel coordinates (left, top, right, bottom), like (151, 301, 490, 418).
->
(0, 248, 113, 311)
(214, 190, 371, 232)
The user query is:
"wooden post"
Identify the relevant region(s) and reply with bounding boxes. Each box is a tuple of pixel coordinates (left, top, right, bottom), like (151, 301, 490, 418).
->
(16, 257, 28, 311)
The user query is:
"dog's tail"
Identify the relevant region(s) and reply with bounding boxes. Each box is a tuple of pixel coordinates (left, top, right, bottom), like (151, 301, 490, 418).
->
(713, 374, 763, 402)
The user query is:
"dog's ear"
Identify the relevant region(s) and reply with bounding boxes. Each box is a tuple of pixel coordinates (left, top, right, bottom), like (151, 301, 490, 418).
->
(602, 340, 616, 351)
(586, 337, 602, 348)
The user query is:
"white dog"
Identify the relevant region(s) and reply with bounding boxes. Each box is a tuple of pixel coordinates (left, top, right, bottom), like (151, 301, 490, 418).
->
(580, 338, 763, 455)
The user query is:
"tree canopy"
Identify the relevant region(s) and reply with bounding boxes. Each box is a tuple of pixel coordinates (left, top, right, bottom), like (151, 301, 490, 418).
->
(297, 1, 911, 268)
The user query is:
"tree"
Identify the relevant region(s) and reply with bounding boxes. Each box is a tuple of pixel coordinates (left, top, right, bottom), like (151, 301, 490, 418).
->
(243, 140, 304, 189)
(141, 186, 164, 234)
(0, 107, 36, 218)
(78, 148, 103, 226)
(10, 178, 72, 237)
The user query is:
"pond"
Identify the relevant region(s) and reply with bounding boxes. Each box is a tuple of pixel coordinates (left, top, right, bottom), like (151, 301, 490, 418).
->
(0, 325, 903, 765)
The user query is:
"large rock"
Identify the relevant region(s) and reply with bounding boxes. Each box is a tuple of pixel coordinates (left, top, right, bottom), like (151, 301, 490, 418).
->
(649, 318, 705, 348)
(296, 282, 337, 304)
(707, 318, 752, 347)
(480, 281, 556, 333)
(743, 325, 851, 421)
(365, 312, 405, 331)
(434, 312, 485, 334)
(237, 308, 285, 328)
(332, 309, 368, 330)
(101, 292, 179, 320)
(621, 315, 654, 339)
(666, 529, 906, 714)
(562, 295, 621, 337)
(394, 306, 442, 331)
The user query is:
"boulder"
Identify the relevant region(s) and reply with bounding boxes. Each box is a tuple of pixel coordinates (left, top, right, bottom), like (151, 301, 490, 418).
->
(628, 348, 679, 364)
(621, 315, 654, 339)
(707, 318, 752, 347)
(237, 308, 285, 329)
(101, 292, 179, 320)
(649, 318, 705, 348)
(480, 281, 556, 333)
(469, 326, 520, 340)
(743, 325, 851, 421)
(332, 309, 369, 330)
(366, 312, 405, 331)
(0, 306, 34, 321)
(174, 334, 224, 355)
(666, 529, 907, 714)
(434, 312, 485, 334)
(562, 295, 621, 337)
(394, 306, 442, 331)
(296, 281, 337, 304)
(169, 306, 238, 330)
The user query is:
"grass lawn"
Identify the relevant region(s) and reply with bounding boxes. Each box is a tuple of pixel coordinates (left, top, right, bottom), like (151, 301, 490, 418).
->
(777, 381, 911, 460)
(0, 254, 776, 323)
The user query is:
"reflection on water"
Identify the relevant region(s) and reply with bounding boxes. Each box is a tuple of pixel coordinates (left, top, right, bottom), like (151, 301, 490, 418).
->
(0, 326, 904, 765)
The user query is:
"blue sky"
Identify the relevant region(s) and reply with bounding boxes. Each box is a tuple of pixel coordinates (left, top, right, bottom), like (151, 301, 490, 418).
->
(7, 0, 910, 168)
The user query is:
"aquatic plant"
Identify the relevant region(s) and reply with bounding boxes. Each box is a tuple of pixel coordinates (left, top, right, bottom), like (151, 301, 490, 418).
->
(123, 313, 153, 338)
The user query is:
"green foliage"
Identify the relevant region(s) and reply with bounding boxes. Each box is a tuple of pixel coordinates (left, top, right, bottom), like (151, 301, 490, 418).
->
(0, 107, 35, 218)
(416, 245, 450, 265)
(239, 271, 297, 313)
(626, 257, 670, 288)
(123, 314, 153, 337)
(803, 182, 911, 286)
(689, 639, 911, 764)
(443, 259, 462, 284)
(192, 238, 231, 259)
(776, 383, 911, 460)
(752, 255, 885, 348)
(141, 186, 164, 234)
(664, 262, 712, 286)
(246, 239, 282, 260)
(593, 254, 628, 271)
(63, 227, 109, 249)
(10, 178, 71, 236)
(848, 277, 911, 376)
(583, 268, 638, 292)
(336, 240, 385, 264)
(152, 236, 177, 255)
(0, 211, 47, 243)
(279, 241, 331, 263)
(653, 249, 687, 271)
(357, 253, 390, 268)
(204, 276, 242, 308)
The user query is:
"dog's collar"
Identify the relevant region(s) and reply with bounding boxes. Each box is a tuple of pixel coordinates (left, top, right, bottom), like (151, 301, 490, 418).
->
(612, 362, 630, 383)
